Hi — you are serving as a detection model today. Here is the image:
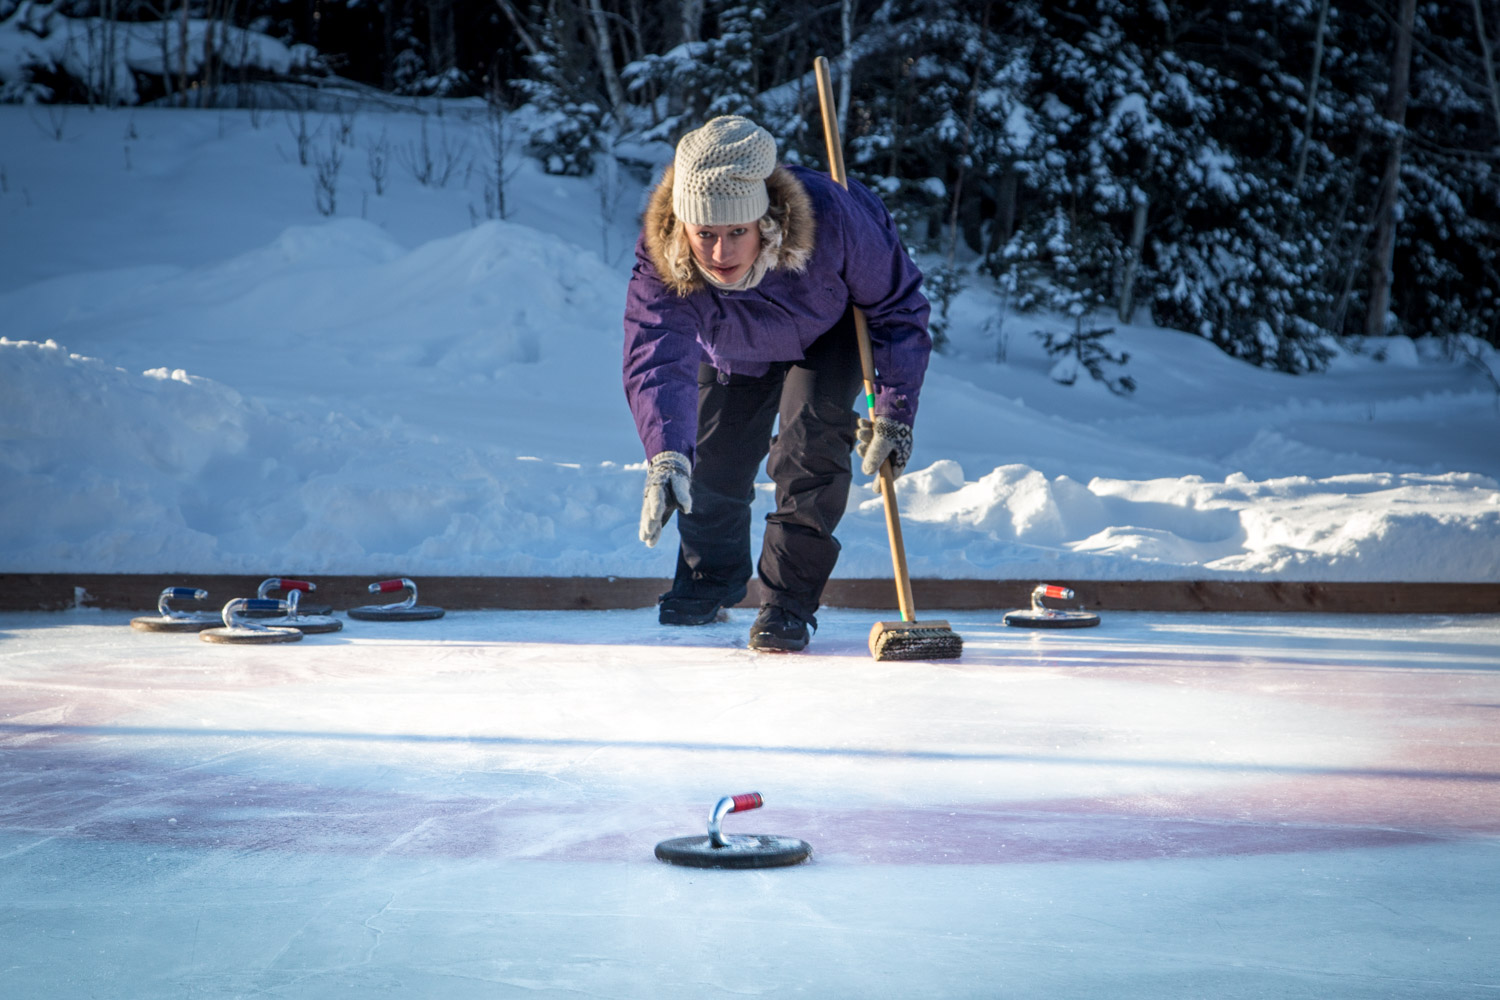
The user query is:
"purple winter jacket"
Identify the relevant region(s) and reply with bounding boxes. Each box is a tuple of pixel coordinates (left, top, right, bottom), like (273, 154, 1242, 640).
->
(622, 164, 931, 464)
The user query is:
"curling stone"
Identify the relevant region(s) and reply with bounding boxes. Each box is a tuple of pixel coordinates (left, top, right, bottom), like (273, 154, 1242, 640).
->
(250, 588, 343, 634)
(200, 598, 304, 644)
(242, 578, 333, 618)
(655, 793, 811, 869)
(1003, 584, 1101, 629)
(346, 578, 445, 621)
(131, 587, 221, 632)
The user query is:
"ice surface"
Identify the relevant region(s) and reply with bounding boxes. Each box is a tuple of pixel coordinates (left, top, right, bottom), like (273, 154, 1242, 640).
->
(1, 608, 1497, 997)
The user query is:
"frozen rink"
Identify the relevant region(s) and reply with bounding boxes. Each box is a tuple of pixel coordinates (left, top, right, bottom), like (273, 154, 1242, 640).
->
(1, 606, 1497, 999)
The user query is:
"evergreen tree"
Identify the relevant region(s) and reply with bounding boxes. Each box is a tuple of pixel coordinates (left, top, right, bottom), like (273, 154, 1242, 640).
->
(16, 0, 1496, 358)
(993, 1, 1335, 375)
(1385, 0, 1500, 343)
(844, 1, 1046, 351)
(620, 1, 766, 145)
(513, 1, 609, 175)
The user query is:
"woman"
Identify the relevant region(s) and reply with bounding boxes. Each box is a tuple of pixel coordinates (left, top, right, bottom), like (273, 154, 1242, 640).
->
(623, 115, 932, 651)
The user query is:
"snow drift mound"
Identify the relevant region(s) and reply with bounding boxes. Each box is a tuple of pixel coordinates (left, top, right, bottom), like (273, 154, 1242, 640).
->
(0, 218, 657, 575)
(0, 338, 261, 568)
(835, 462, 1500, 583)
(6, 331, 1498, 580)
(0, 337, 650, 574)
(4, 212, 1498, 583)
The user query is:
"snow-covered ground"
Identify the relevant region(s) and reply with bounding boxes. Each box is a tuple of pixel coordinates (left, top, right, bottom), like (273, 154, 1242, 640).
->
(1, 606, 1497, 997)
(1, 103, 1497, 581)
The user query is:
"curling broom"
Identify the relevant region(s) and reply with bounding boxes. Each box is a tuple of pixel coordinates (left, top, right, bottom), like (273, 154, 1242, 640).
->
(814, 55, 963, 662)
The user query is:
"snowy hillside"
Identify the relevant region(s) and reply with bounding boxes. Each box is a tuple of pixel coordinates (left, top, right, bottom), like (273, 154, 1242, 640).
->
(1, 104, 1497, 581)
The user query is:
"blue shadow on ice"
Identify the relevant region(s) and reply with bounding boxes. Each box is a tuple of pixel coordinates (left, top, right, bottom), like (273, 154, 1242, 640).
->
(3, 723, 1498, 783)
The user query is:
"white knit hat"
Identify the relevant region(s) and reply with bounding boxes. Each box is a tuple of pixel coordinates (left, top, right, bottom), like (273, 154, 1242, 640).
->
(672, 116, 777, 226)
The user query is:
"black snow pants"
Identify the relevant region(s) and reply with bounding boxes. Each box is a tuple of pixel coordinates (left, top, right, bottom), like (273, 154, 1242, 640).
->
(668, 310, 863, 623)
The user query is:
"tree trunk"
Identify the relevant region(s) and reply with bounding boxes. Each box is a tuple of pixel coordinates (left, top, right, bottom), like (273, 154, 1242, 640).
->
(887, 55, 909, 180)
(225, 0, 244, 96)
(622, 0, 644, 63)
(1473, 0, 1500, 141)
(944, 2, 990, 259)
(1323, 121, 1373, 334)
(428, 0, 456, 76)
(1365, 0, 1416, 338)
(1117, 195, 1149, 324)
(160, 1, 174, 106)
(104, 0, 117, 106)
(178, 0, 190, 107)
(202, 0, 219, 107)
(993, 171, 1017, 252)
(584, 0, 627, 114)
(1293, 0, 1330, 194)
(680, 0, 703, 45)
(837, 0, 855, 133)
(381, 0, 395, 91)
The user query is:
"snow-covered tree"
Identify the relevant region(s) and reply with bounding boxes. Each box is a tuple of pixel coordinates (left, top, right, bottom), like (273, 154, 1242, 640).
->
(7, 0, 1494, 359)
(620, 0, 765, 145)
(512, 1, 609, 174)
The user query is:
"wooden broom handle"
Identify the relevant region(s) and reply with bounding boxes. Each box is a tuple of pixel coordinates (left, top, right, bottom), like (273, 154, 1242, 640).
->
(814, 56, 916, 622)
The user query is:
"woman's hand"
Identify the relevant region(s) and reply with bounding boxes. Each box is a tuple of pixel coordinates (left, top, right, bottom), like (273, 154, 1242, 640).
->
(856, 416, 913, 479)
(639, 451, 694, 547)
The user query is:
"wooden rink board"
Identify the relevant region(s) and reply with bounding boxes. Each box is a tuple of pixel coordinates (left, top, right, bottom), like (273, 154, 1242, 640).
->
(2, 574, 1498, 614)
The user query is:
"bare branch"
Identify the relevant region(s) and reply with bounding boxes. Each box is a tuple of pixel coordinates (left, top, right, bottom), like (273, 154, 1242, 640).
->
(1293, 0, 1330, 194)
(493, 0, 542, 60)
(1472, 0, 1500, 142)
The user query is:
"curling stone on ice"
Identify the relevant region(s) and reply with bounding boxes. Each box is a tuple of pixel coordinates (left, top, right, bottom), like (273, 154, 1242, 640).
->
(346, 578, 445, 621)
(131, 587, 221, 632)
(1003, 584, 1101, 629)
(250, 588, 343, 634)
(242, 578, 333, 618)
(655, 793, 811, 869)
(200, 598, 304, 644)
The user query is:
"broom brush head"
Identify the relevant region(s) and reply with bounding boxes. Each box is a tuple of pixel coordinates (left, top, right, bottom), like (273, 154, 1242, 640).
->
(869, 619, 963, 661)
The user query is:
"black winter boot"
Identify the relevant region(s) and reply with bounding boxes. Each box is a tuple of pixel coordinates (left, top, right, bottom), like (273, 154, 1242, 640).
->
(658, 594, 735, 626)
(748, 605, 814, 652)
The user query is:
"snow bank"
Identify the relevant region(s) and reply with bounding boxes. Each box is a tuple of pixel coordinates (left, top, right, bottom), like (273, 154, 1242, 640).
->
(2, 105, 1497, 583)
(5, 321, 1495, 579)
(0, 212, 665, 575)
(0, 336, 649, 574)
(859, 462, 1500, 582)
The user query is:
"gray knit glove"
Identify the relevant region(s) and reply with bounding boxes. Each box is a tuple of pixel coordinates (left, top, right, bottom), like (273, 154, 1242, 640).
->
(639, 450, 693, 547)
(856, 416, 913, 478)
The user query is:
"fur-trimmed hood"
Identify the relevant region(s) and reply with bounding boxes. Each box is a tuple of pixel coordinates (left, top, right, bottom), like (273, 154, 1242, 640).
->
(642, 163, 816, 297)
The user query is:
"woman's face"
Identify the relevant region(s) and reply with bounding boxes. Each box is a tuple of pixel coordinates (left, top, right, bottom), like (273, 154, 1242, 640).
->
(686, 223, 758, 284)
